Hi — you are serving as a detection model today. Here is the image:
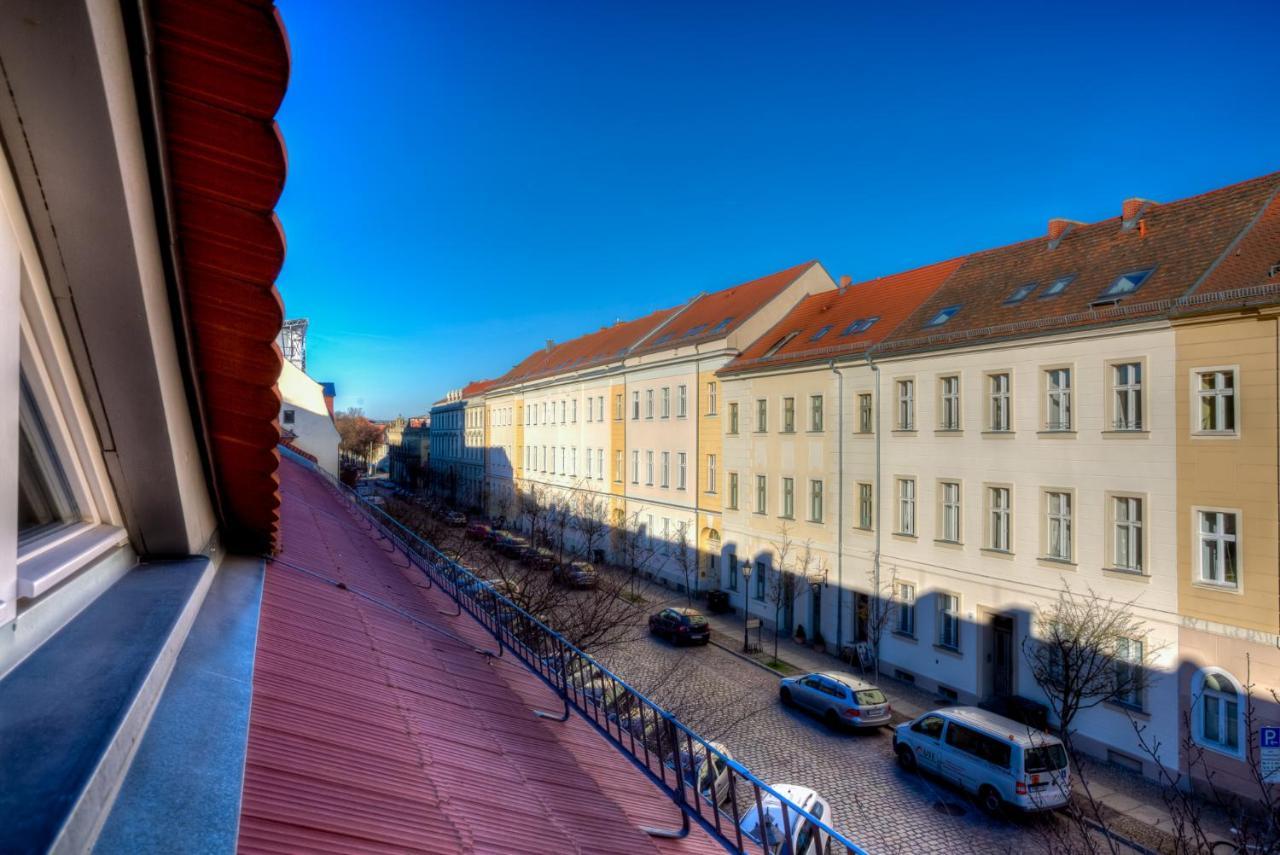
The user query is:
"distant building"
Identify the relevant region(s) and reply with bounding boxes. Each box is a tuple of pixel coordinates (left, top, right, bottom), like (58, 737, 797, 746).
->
(278, 359, 340, 476)
(388, 415, 430, 487)
(429, 380, 493, 509)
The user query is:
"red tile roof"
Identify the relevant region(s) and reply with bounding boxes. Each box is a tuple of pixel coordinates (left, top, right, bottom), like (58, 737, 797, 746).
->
(240, 457, 723, 854)
(151, 0, 290, 552)
(1192, 180, 1280, 300)
(629, 261, 821, 357)
(721, 257, 964, 374)
(460, 379, 496, 398)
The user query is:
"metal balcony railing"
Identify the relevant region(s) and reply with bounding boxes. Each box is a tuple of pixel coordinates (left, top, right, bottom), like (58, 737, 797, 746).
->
(281, 446, 869, 855)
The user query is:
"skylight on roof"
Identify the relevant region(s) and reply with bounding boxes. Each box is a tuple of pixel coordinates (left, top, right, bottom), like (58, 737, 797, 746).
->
(709, 316, 734, 333)
(810, 325, 833, 342)
(1004, 282, 1037, 304)
(925, 305, 961, 328)
(1040, 275, 1075, 298)
(762, 331, 799, 358)
(684, 324, 708, 338)
(841, 316, 880, 336)
(1101, 269, 1153, 298)
(653, 333, 674, 346)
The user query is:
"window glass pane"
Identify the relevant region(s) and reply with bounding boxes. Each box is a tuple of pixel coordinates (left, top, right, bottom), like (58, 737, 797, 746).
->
(18, 376, 79, 541)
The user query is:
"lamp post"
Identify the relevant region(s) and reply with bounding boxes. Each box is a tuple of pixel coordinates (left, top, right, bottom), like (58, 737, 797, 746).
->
(741, 561, 754, 652)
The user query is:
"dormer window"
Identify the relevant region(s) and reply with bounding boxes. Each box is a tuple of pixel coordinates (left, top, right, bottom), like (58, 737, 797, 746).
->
(810, 325, 833, 342)
(1040, 275, 1075, 298)
(841, 316, 879, 336)
(925, 305, 961, 328)
(653, 333, 673, 346)
(1101, 269, 1153, 298)
(763, 332, 799, 357)
(709, 316, 734, 333)
(683, 323, 708, 338)
(1004, 282, 1037, 304)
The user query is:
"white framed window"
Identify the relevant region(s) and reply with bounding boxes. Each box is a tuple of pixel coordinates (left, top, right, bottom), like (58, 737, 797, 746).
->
(896, 582, 916, 636)
(707, 382, 717, 415)
(1113, 637, 1145, 710)
(615, 393, 623, 420)
(677, 384, 687, 418)
(282, 408, 295, 425)
(897, 380, 914, 430)
(661, 387, 670, 419)
(1112, 362, 1143, 430)
(728, 472, 739, 509)
(646, 389, 655, 419)
(728, 402, 739, 434)
(1197, 509, 1239, 588)
(1194, 668, 1243, 755)
(571, 398, 577, 423)
(1046, 368, 1072, 430)
(810, 395, 824, 431)
(676, 452, 686, 489)
(937, 592, 960, 650)
(988, 372, 1010, 431)
(706, 454, 717, 493)
(939, 481, 961, 542)
(614, 450, 623, 482)
(597, 395, 604, 421)
(756, 475, 767, 514)
(756, 399, 768, 432)
(897, 478, 916, 535)
(857, 483, 873, 529)
(781, 477, 795, 518)
(1113, 496, 1143, 572)
(1195, 368, 1237, 434)
(632, 391, 640, 420)
(1046, 490, 1073, 561)
(782, 397, 795, 433)
(987, 486, 1011, 551)
(646, 451, 655, 485)
(939, 376, 960, 430)
(581, 447, 588, 478)
(661, 452, 670, 487)
(809, 479, 824, 523)
(631, 449, 639, 483)
(858, 393, 873, 433)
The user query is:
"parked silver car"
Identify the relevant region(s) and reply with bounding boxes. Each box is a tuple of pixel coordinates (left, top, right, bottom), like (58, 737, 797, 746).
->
(778, 671, 892, 729)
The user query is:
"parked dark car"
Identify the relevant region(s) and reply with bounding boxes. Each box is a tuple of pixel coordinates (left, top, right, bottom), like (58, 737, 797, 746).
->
(648, 607, 711, 645)
(465, 522, 492, 541)
(495, 535, 525, 558)
(443, 510, 467, 526)
(554, 560, 598, 589)
(528, 548, 558, 572)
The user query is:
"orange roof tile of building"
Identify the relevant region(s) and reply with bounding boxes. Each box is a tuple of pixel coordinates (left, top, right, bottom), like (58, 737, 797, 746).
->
(460, 379, 496, 397)
(721, 257, 965, 374)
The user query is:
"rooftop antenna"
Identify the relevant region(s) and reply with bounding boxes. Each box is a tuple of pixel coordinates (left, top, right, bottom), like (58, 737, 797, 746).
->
(278, 318, 309, 372)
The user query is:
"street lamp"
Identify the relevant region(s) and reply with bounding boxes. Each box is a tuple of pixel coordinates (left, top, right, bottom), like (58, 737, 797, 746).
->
(741, 561, 754, 652)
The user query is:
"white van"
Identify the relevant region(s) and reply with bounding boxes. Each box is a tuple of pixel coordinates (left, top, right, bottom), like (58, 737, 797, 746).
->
(739, 784, 832, 855)
(892, 706, 1070, 813)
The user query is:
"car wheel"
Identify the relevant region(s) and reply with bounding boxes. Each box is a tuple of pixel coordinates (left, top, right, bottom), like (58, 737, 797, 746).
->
(896, 744, 917, 772)
(978, 785, 1003, 816)
(779, 686, 792, 706)
(823, 709, 841, 729)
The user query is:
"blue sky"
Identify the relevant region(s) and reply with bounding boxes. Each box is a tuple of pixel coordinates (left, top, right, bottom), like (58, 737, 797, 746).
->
(275, 0, 1280, 418)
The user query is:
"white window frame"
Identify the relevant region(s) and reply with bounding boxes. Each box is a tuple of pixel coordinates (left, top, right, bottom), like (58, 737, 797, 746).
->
(1195, 507, 1240, 590)
(857, 482, 873, 529)
(661, 451, 670, 488)
(1193, 668, 1244, 757)
(631, 449, 639, 484)
(897, 478, 916, 536)
(1111, 361, 1143, 431)
(728, 472, 739, 509)
(939, 376, 960, 430)
(781, 477, 794, 519)
(676, 452, 687, 490)
(939, 481, 961, 543)
(896, 582, 916, 636)
(988, 372, 1010, 432)
(756, 475, 767, 514)
(937, 592, 960, 650)
(1112, 495, 1144, 573)
(1045, 367, 1072, 431)
(1193, 367, 1239, 436)
(661, 387, 670, 419)
(897, 379, 914, 430)
(677, 384, 687, 418)
(782, 396, 795, 433)
(706, 454, 717, 493)
(1045, 490, 1074, 562)
(707, 382, 717, 415)
(810, 395, 824, 432)
(809, 479, 823, 523)
(1113, 637, 1145, 711)
(858, 393, 873, 434)
(987, 485, 1011, 552)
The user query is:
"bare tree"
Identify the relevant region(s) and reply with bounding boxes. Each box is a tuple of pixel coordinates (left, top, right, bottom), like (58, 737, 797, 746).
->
(672, 521, 697, 607)
(575, 489, 610, 565)
(865, 565, 899, 683)
(763, 525, 806, 662)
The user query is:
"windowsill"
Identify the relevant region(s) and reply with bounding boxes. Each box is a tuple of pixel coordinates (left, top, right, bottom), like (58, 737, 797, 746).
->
(1194, 739, 1245, 761)
(980, 547, 1014, 559)
(806, 429, 824, 435)
(1037, 429, 1077, 437)
(753, 511, 768, 516)
(1103, 566, 1149, 582)
(855, 431, 874, 437)
(1102, 429, 1149, 437)
(892, 630, 917, 643)
(1191, 431, 1240, 439)
(1039, 556, 1077, 568)
(892, 428, 917, 435)
(807, 519, 825, 525)
(16, 523, 131, 599)
(781, 428, 796, 434)
(778, 514, 794, 521)
(1104, 700, 1149, 719)
(981, 430, 1014, 437)
(934, 429, 962, 436)
(1192, 580, 1242, 595)
(933, 538, 963, 549)
(853, 525, 874, 533)
(933, 643, 963, 658)
(893, 531, 917, 540)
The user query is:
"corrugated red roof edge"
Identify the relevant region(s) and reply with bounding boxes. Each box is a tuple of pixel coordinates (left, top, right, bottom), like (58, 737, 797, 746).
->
(151, 0, 290, 553)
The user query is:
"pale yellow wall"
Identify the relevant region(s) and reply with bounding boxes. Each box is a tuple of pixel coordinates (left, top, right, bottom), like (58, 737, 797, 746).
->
(1175, 313, 1280, 633)
(609, 383, 626, 497)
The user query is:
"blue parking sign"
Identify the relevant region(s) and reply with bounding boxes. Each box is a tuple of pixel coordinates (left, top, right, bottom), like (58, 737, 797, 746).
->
(1262, 728, 1280, 782)
(1263, 727, 1280, 748)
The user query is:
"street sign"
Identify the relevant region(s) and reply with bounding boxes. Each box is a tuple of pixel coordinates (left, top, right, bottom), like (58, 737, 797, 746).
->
(745, 618, 761, 630)
(1261, 727, 1280, 782)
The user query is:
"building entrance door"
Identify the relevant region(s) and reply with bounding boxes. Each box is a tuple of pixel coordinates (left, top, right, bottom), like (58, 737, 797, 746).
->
(991, 614, 1014, 697)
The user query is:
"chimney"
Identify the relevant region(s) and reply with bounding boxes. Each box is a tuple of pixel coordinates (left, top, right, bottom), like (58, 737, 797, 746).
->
(1047, 218, 1081, 249)
(1122, 198, 1155, 231)
(544, 338, 555, 352)
(837, 274, 852, 297)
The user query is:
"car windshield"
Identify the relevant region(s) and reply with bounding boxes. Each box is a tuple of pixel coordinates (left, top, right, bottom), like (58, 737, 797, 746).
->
(685, 614, 708, 626)
(854, 689, 886, 705)
(1024, 743, 1068, 773)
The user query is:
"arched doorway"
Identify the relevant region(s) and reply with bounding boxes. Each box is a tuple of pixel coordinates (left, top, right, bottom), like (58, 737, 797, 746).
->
(703, 529, 721, 588)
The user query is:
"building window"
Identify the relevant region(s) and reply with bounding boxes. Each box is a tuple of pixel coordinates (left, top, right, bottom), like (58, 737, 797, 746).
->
(1197, 669, 1242, 754)
(937, 592, 960, 650)
(615, 393, 624, 420)
(1113, 362, 1143, 430)
(631, 450, 639, 483)
(756, 399, 768, 432)
(809, 479, 824, 523)
(1046, 491, 1073, 561)
(1198, 510, 1239, 588)
(661, 387, 670, 419)
(988, 373, 1010, 431)
(614, 450, 623, 482)
(282, 408, 295, 425)
(782, 397, 795, 433)
(659, 452, 667, 487)
(597, 448, 604, 481)
(857, 483, 873, 529)
(584, 448, 591, 478)
(632, 391, 640, 420)
(1196, 369, 1237, 433)
(810, 395, 824, 431)
(940, 481, 961, 543)
(1046, 368, 1072, 430)
(756, 475, 767, 514)
(988, 486, 1011, 551)
(677, 385, 687, 418)
(896, 583, 915, 636)
(858, 393, 873, 434)
(1113, 496, 1143, 572)
(897, 380, 914, 430)
(754, 561, 767, 600)
(1113, 637, 1144, 710)
(781, 477, 794, 518)
(707, 382, 717, 415)
(728, 402, 739, 434)
(646, 389, 655, 419)
(676, 452, 687, 489)
(939, 376, 960, 430)
(18, 377, 81, 540)
(728, 472, 739, 509)
(706, 454, 717, 493)
(571, 399, 577, 423)
(1101, 268, 1153, 298)
(727, 552, 738, 590)
(898, 478, 916, 535)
